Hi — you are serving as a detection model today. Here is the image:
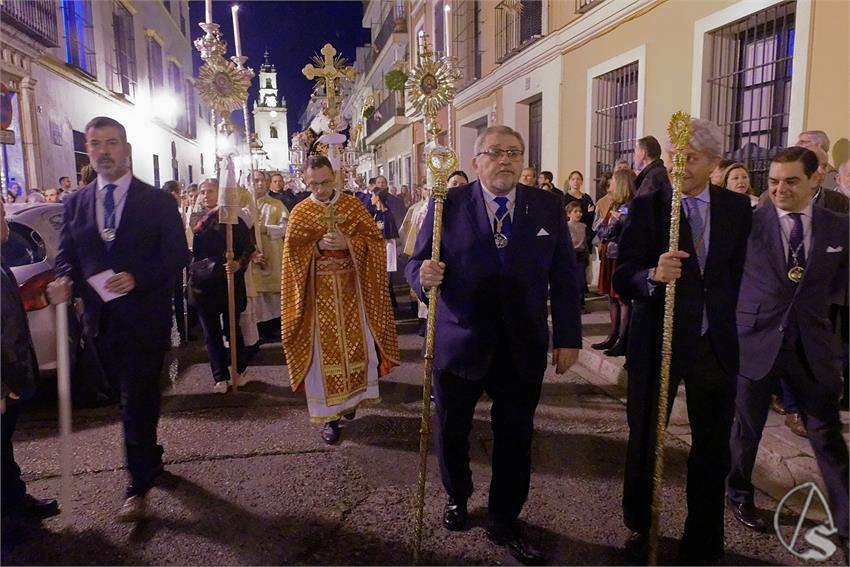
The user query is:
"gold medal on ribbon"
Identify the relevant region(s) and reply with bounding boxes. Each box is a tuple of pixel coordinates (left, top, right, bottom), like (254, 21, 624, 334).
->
(787, 265, 804, 283)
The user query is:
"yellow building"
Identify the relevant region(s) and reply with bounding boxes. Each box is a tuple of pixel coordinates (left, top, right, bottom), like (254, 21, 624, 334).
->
(439, 0, 848, 196)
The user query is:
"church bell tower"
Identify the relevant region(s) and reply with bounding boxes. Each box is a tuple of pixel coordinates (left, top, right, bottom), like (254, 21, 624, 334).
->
(253, 50, 290, 171)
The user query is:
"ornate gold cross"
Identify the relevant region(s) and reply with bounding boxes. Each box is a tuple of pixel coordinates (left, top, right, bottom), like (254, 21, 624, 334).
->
(301, 43, 355, 130)
(319, 204, 347, 231)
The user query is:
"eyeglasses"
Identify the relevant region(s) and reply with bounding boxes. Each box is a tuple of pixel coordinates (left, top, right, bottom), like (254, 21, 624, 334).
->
(306, 180, 335, 190)
(476, 148, 524, 161)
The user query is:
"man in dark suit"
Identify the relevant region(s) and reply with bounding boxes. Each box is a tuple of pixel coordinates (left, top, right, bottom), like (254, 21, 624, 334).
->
(1, 202, 60, 522)
(373, 175, 407, 226)
(727, 147, 849, 547)
(633, 135, 670, 197)
(47, 116, 188, 522)
(613, 118, 752, 564)
(406, 125, 582, 565)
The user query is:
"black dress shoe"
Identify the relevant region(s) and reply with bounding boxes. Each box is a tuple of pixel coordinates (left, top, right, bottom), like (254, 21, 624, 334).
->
(343, 410, 356, 420)
(487, 523, 545, 566)
(321, 420, 341, 444)
(591, 335, 618, 350)
(442, 497, 467, 531)
(624, 531, 647, 562)
(730, 500, 768, 532)
(10, 494, 61, 520)
(604, 339, 627, 357)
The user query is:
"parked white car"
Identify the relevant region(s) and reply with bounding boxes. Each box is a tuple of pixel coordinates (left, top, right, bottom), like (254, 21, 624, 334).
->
(2, 203, 80, 373)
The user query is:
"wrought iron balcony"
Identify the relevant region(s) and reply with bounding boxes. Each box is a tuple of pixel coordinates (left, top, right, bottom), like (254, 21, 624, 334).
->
(495, 0, 542, 63)
(365, 90, 404, 137)
(576, 0, 605, 14)
(0, 0, 60, 47)
(374, 2, 407, 54)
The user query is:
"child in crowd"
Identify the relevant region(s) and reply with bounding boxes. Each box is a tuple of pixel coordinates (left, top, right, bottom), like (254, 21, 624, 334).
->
(566, 200, 589, 310)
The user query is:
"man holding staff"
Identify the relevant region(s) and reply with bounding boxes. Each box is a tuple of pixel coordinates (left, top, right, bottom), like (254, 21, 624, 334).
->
(406, 125, 581, 565)
(613, 118, 752, 564)
(47, 116, 188, 522)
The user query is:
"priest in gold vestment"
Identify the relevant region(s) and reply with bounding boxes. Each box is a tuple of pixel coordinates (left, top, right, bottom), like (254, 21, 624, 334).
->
(249, 171, 288, 339)
(281, 156, 399, 444)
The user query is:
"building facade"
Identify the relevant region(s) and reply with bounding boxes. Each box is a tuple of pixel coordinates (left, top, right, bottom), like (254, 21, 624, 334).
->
(0, 0, 216, 193)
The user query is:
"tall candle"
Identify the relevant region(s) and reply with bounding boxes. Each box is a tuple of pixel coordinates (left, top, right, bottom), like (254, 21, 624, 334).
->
(417, 29, 425, 63)
(444, 3, 451, 59)
(231, 5, 242, 58)
(205, 0, 212, 24)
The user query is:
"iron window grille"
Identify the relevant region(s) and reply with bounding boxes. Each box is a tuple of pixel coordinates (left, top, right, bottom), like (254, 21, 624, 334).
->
(591, 61, 639, 190)
(453, 0, 481, 90)
(169, 62, 187, 133)
(62, 0, 96, 77)
(495, 0, 542, 63)
(147, 37, 164, 94)
(576, 0, 605, 14)
(704, 1, 795, 194)
(185, 80, 197, 138)
(0, 0, 59, 47)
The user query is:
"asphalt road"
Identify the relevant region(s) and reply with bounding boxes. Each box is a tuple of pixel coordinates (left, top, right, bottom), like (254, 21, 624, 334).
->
(2, 315, 844, 566)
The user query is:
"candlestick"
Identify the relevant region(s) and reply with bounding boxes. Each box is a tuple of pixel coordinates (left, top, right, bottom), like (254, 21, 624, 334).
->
(417, 30, 425, 64)
(205, 0, 212, 24)
(231, 5, 242, 58)
(444, 3, 451, 59)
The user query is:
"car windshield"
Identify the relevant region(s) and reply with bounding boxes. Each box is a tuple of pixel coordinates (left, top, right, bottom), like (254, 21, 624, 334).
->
(2, 222, 47, 267)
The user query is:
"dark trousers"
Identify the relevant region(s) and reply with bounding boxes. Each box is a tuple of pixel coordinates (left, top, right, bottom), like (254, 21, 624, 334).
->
(196, 299, 247, 383)
(1, 403, 27, 509)
(173, 273, 186, 342)
(94, 335, 165, 497)
(623, 335, 735, 559)
(728, 339, 849, 537)
(433, 342, 542, 527)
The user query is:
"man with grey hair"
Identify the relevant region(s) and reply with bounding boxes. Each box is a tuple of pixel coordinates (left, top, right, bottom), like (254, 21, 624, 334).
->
(407, 124, 581, 565)
(797, 129, 838, 189)
(836, 158, 850, 199)
(613, 117, 752, 564)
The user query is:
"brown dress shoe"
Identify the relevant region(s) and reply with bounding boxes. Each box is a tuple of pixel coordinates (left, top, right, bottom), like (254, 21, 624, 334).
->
(785, 413, 807, 437)
(116, 495, 146, 522)
(769, 394, 787, 415)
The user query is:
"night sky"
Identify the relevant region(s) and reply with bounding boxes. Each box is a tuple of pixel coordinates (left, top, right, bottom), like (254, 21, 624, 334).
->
(188, 0, 370, 137)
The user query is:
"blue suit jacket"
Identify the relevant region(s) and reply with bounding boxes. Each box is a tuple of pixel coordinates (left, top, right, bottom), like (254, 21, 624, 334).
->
(56, 177, 189, 349)
(736, 202, 848, 384)
(405, 181, 582, 382)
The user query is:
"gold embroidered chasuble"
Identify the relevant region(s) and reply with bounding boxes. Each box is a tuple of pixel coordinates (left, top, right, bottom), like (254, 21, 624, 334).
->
(281, 192, 399, 404)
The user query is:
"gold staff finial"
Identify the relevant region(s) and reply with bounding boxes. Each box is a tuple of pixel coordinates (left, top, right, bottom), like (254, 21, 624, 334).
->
(648, 110, 692, 565)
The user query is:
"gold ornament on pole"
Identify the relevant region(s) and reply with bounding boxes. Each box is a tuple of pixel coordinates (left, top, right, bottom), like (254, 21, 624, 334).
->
(407, 34, 462, 565)
(194, 11, 253, 391)
(302, 43, 356, 132)
(647, 111, 692, 565)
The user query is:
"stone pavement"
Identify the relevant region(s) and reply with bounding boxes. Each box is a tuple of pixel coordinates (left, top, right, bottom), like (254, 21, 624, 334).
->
(2, 311, 846, 565)
(577, 294, 850, 518)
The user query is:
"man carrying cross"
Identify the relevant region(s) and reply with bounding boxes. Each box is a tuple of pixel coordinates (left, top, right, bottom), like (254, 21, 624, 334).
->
(281, 155, 399, 444)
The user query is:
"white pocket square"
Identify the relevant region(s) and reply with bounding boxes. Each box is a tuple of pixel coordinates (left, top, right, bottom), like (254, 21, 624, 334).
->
(536, 228, 549, 236)
(827, 246, 844, 253)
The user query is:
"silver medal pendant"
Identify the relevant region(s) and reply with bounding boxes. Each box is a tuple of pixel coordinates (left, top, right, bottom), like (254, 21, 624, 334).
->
(494, 232, 508, 249)
(787, 265, 804, 283)
(100, 228, 117, 242)
(376, 220, 385, 231)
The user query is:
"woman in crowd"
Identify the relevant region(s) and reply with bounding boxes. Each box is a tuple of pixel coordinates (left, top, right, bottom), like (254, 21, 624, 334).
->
(593, 169, 635, 357)
(189, 179, 255, 394)
(564, 171, 596, 296)
(710, 158, 735, 186)
(721, 162, 758, 208)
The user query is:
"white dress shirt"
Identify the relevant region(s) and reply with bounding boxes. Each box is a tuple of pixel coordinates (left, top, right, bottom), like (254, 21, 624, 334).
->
(776, 201, 813, 259)
(480, 182, 516, 233)
(95, 171, 133, 232)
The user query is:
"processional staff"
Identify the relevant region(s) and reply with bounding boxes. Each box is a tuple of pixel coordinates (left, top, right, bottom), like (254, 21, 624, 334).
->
(195, 1, 253, 391)
(404, 36, 462, 564)
(647, 111, 692, 565)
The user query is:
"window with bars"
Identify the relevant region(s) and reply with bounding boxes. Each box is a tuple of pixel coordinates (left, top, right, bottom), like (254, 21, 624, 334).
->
(185, 79, 196, 138)
(111, 1, 136, 98)
(590, 61, 639, 188)
(495, 0, 542, 63)
(453, 0, 480, 90)
(62, 0, 96, 77)
(703, 1, 795, 193)
(434, 0, 445, 57)
(147, 37, 164, 94)
(528, 97, 542, 171)
(168, 62, 186, 132)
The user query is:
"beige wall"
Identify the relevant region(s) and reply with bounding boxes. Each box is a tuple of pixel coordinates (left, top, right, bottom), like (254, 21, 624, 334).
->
(548, 0, 582, 33)
(805, 0, 850, 166)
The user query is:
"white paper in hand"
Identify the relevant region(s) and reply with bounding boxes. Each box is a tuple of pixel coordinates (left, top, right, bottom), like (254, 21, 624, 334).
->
(86, 269, 127, 302)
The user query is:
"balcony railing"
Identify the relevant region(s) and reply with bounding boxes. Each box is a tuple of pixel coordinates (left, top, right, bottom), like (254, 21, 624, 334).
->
(366, 90, 404, 136)
(374, 2, 407, 54)
(495, 0, 542, 63)
(0, 0, 60, 47)
(576, 0, 605, 14)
